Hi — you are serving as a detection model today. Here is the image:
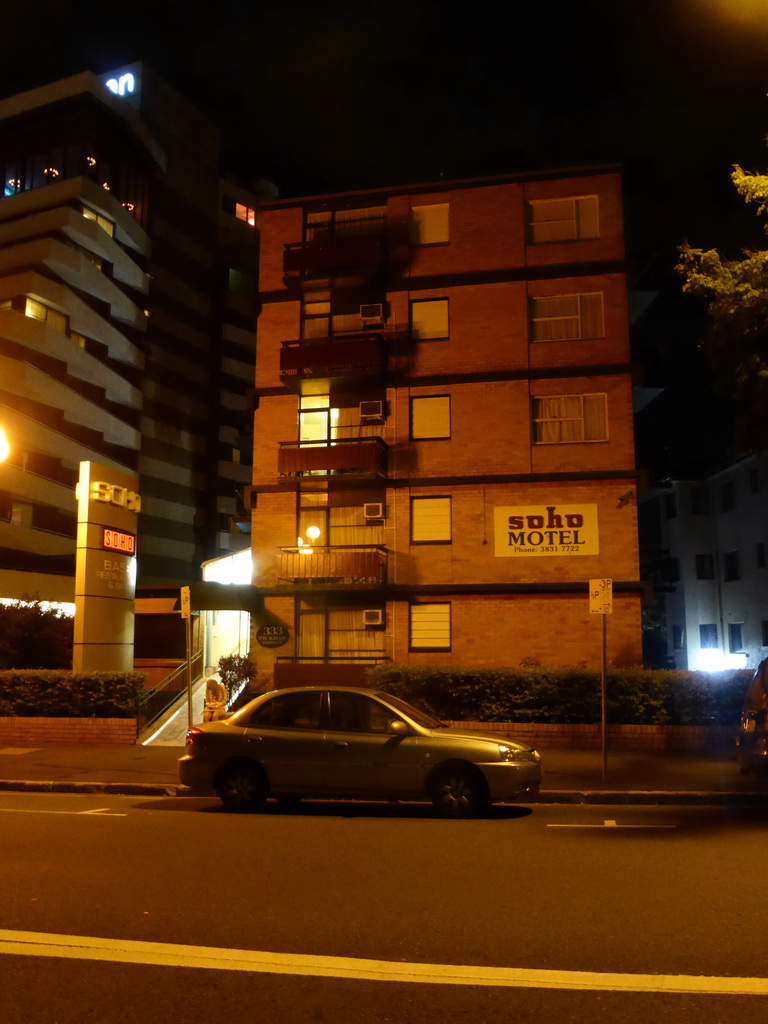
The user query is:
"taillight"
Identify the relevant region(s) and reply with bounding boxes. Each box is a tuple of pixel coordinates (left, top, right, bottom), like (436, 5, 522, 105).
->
(185, 726, 202, 752)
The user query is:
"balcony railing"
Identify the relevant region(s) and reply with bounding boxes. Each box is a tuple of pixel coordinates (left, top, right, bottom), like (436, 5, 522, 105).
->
(280, 334, 385, 393)
(278, 437, 388, 478)
(283, 235, 385, 279)
(278, 545, 387, 584)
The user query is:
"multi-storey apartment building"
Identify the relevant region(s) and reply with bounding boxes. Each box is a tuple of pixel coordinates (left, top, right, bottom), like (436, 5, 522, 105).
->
(642, 452, 768, 670)
(249, 168, 642, 687)
(0, 64, 262, 604)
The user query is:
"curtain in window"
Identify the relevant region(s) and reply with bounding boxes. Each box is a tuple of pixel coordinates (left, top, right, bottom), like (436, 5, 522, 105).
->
(576, 197, 599, 239)
(533, 396, 583, 442)
(582, 394, 607, 440)
(580, 293, 603, 337)
(531, 295, 580, 341)
(411, 497, 451, 541)
(327, 608, 382, 657)
(297, 611, 325, 661)
(410, 204, 449, 245)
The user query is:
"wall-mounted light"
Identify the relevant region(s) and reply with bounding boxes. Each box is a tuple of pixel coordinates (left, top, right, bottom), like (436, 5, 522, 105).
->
(0, 426, 9, 462)
(616, 490, 635, 509)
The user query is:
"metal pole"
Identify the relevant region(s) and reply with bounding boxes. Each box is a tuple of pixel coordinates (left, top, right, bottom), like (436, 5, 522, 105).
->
(601, 612, 607, 782)
(186, 614, 193, 729)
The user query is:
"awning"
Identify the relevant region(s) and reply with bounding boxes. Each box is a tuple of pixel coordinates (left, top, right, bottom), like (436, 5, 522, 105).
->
(186, 582, 264, 614)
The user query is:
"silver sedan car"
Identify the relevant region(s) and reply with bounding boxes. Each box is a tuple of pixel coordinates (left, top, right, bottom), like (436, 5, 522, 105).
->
(179, 685, 542, 817)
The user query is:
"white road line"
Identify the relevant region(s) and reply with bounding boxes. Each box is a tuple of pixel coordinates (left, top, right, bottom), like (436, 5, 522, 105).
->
(0, 807, 126, 817)
(548, 819, 676, 829)
(0, 929, 765, 994)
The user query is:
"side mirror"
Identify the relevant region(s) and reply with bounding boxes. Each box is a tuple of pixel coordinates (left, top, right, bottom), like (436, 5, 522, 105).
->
(387, 719, 410, 736)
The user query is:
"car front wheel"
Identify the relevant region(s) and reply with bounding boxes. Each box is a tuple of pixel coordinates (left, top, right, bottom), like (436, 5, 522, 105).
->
(216, 762, 268, 812)
(429, 766, 489, 818)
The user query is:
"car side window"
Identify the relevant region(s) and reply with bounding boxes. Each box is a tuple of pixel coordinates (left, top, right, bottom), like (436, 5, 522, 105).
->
(249, 691, 323, 730)
(328, 692, 400, 734)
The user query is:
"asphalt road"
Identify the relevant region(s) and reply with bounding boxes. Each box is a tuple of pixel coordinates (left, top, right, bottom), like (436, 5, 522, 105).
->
(2, 793, 768, 1023)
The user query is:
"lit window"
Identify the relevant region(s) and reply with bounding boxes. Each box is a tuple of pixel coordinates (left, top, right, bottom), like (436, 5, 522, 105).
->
(24, 297, 67, 334)
(411, 497, 451, 542)
(532, 394, 607, 443)
(0, 299, 11, 311)
(528, 196, 599, 243)
(530, 293, 604, 341)
(410, 603, 451, 650)
(410, 298, 449, 340)
(82, 206, 115, 237)
(411, 396, 450, 439)
(235, 203, 256, 227)
(410, 203, 449, 245)
(71, 332, 87, 349)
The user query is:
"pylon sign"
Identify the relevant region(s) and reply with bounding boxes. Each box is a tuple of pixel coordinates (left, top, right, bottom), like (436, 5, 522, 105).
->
(73, 461, 139, 671)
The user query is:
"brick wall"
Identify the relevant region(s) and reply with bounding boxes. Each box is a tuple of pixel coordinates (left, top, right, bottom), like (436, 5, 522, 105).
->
(446, 721, 738, 751)
(0, 718, 138, 745)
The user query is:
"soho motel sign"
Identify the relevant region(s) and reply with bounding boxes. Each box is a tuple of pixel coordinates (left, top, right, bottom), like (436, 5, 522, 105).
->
(73, 462, 140, 672)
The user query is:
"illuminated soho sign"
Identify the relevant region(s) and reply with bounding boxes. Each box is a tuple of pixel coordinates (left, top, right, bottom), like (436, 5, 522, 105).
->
(90, 480, 141, 513)
(493, 505, 599, 557)
(105, 73, 135, 96)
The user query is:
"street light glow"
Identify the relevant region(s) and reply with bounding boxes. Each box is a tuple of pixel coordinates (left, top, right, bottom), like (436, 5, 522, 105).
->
(0, 427, 9, 462)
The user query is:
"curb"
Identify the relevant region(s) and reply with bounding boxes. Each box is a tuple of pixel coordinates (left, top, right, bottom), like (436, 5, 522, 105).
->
(0, 779, 765, 804)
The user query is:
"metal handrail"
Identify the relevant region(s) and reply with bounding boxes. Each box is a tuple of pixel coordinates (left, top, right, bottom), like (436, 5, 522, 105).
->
(137, 649, 204, 732)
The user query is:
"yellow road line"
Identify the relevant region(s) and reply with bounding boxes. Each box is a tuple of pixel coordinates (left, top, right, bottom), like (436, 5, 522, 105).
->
(0, 929, 765, 994)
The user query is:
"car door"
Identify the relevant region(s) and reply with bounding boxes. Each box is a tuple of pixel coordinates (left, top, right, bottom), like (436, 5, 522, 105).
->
(243, 690, 327, 793)
(322, 691, 427, 797)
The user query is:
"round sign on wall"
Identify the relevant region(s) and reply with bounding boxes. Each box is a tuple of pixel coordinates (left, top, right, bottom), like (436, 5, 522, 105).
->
(255, 624, 290, 648)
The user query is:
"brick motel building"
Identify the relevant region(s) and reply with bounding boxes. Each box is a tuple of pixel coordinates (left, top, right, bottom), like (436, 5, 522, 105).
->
(247, 167, 641, 688)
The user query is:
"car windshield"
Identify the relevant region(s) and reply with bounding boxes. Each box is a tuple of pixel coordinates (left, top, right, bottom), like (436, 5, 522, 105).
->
(375, 692, 442, 729)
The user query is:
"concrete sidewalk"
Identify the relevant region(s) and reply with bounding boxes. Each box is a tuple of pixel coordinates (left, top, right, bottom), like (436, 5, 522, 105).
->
(0, 740, 766, 803)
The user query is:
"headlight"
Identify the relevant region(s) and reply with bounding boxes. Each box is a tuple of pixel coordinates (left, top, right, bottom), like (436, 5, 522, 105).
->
(497, 744, 541, 763)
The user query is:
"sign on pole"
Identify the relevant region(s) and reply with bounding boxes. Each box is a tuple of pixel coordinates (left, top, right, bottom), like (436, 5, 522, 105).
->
(180, 586, 191, 619)
(589, 578, 613, 615)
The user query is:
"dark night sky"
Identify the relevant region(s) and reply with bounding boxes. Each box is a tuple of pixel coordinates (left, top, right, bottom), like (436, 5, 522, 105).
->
(4, 0, 768, 278)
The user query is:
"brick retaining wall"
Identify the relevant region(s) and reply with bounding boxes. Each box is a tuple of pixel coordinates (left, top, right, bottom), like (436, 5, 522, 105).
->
(445, 722, 739, 750)
(0, 718, 138, 745)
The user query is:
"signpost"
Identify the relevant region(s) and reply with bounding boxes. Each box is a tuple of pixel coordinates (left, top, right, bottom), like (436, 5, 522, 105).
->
(589, 579, 613, 781)
(180, 586, 192, 728)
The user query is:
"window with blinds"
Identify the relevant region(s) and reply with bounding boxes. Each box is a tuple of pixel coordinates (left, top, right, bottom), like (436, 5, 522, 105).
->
(305, 206, 387, 242)
(410, 203, 449, 245)
(411, 396, 450, 439)
(410, 603, 451, 650)
(411, 497, 451, 542)
(528, 196, 599, 244)
(532, 394, 607, 443)
(410, 298, 449, 340)
(530, 293, 604, 341)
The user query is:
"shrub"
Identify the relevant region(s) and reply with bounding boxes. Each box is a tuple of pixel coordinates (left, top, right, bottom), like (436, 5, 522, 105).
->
(0, 671, 146, 718)
(0, 599, 73, 669)
(365, 664, 752, 726)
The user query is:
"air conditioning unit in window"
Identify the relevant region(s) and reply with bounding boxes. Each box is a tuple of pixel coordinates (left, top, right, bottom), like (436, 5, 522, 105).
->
(363, 502, 384, 520)
(359, 303, 383, 322)
(359, 400, 383, 420)
(363, 609, 384, 627)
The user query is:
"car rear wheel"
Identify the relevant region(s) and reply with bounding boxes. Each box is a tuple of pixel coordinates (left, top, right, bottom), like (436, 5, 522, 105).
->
(216, 763, 267, 812)
(430, 766, 489, 818)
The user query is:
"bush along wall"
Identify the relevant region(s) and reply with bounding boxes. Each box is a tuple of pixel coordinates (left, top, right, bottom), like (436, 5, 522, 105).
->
(0, 671, 146, 718)
(365, 664, 751, 727)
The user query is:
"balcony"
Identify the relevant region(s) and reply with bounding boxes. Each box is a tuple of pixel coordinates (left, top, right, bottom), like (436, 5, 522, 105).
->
(278, 545, 387, 584)
(278, 437, 388, 478)
(283, 235, 385, 282)
(279, 334, 385, 393)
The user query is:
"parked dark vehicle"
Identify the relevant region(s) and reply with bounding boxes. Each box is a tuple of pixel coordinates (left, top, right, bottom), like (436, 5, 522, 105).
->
(179, 685, 542, 817)
(736, 659, 768, 774)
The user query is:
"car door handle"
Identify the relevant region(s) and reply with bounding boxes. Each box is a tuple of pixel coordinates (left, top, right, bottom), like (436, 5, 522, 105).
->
(247, 736, 263, 743)
(334, 741, 349, 748)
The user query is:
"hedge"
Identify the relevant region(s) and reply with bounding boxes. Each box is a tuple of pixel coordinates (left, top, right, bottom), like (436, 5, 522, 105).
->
(365, 664, 752, 727)
(0, 671, 146, 718)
